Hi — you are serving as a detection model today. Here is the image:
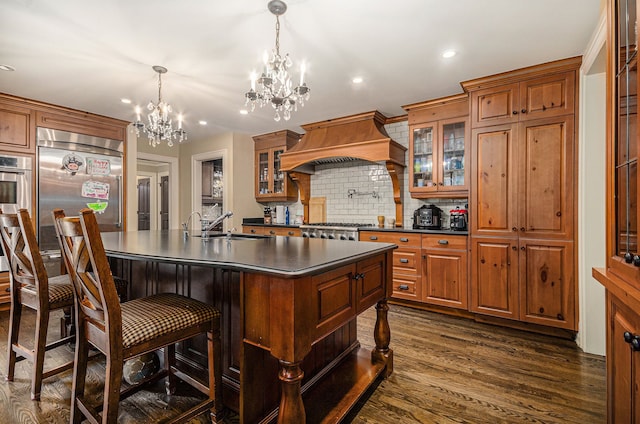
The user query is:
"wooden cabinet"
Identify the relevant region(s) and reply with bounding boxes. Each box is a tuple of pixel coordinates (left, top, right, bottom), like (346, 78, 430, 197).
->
(607, 292, 640, 423)
(465, 58, 579, 331)
(594, 1, 640, 418)
(403, 94, 469, 197)
(0, 102, 34, 154)
(467, 69, 576, 128)
(243, 225, 301, 237)
(422, 234, 468, 310)
(360, 231, 423, 301)
(253, 130, 301, 202)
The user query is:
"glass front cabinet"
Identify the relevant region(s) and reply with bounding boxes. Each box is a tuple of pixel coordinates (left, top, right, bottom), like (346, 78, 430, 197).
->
(253, 130, 301, 202)
(404, 94, 469, 197)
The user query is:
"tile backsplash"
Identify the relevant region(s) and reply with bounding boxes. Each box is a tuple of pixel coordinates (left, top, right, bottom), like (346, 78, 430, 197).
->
(269, 121, 468, 228)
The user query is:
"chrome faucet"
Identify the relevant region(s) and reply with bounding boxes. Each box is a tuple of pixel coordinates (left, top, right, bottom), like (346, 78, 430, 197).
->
(202, 211, 233, 235)
(182, 211, 202, 238)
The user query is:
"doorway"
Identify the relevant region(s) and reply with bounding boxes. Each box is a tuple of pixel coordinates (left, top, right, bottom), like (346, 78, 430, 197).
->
(191, 150, 228, 229)
(137, 177, 151, 230)
(136, 154, 176, 230)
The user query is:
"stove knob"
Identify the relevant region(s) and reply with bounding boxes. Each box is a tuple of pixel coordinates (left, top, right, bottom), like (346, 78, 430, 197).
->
(328, 234, 336, 239)
(309, 233, 317, 238)
(348, 235, 356, 241)
(339, 234, 348, 240)
(320, 233, 328, 239)
(302, 232, 310, 238)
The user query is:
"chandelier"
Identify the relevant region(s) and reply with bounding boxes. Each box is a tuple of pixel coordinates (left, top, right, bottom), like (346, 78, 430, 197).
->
(244, 0, 310, 122)
(133, 65, 187, 147)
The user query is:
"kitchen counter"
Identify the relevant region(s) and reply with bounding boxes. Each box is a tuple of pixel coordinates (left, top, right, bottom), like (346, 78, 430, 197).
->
(100, 230, 395, 423)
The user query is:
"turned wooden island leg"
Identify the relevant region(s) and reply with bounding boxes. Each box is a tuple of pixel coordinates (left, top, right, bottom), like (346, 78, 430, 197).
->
(277, 360, 306, 424)
(372, 300, 393, 377)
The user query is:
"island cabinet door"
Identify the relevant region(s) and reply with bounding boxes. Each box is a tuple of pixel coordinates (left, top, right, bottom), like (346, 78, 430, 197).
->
(356, 254, 387, 312)
(312, 263, 358, 339)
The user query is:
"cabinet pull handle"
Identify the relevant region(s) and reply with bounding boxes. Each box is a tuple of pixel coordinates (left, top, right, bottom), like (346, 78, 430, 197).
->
(625, 332, 640, 351)
(438, 240, 449, 245)
(399, 258, 409, 264)
(370, 236, 378, 241)
(399, 237, 409, 242)
(398, 284, 409, 291)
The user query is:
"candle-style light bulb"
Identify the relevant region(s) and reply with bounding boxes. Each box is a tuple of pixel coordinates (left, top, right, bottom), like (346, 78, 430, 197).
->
(178, 113, 183, 130)
(135, 106, 141, 121)
(300, 62, 306, 86)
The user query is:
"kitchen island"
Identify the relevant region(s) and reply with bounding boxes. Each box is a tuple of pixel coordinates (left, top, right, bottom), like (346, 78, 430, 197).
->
(100, 230, 395, 423)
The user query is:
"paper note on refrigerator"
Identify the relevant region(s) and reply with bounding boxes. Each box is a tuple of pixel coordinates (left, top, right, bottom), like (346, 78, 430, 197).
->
(81, 180, 110, 200)
(86, 157, 111, 176)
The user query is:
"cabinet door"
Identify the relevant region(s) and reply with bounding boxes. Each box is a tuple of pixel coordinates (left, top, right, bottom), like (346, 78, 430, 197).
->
(608, 294, 640, 424)
(471, 124, 518, 237)
(0, 103, 34, 154)
(470, 83, 519, 127)
(518, 117, 574, 240)
(470, 237, 519, 319)
(519, 72, 575, 121)
(439, 118, 469, 193)
(423, 248, 468, 309)
(272, 148, 286, 195)
(518, 239, 575, 330)
(410, 124, 437, 192)
(255, 148, 271, 198)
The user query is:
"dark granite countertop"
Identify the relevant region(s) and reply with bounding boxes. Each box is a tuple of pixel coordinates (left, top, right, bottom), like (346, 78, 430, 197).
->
(101, 230, 395, 278)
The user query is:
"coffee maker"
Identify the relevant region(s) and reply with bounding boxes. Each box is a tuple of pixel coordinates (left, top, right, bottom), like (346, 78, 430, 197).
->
(449, 206, 468, 231)
(413, 204, 442, 229)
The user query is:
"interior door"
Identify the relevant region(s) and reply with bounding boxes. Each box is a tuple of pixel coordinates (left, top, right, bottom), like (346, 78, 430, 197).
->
(137, 177, 150, 230)
(160, 175, 169, 230)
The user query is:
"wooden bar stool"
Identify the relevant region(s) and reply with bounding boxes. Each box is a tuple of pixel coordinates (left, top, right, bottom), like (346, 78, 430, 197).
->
(0, 208, 75, 401)
(53, 208, 224, 424)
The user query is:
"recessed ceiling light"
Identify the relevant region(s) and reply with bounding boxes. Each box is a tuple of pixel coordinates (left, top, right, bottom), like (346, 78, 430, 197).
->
(352, 76, 364, 84)
(199, 120, 207, 126)
(120, 98, 132, 104)
(442, 50, 456, 59)
(0, 65, 16, 71)
(240, 109, 248, 115)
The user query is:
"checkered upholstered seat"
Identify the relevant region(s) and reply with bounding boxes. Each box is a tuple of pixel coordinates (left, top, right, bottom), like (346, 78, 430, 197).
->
(54, 208, 224, 424)
(121, 293, 220, 349)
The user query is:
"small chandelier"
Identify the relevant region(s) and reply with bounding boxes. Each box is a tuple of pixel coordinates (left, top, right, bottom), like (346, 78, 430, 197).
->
(133, 65, 187, 147)
(244, 0, 310, 122)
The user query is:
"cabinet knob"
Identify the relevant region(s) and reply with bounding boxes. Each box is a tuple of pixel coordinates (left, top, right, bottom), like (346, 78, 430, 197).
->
(288, 231, 294, 236)
(521, 108, 527, 114)
(625, 331, 634, 343)
(512, 227, 517, 232)
(520, 246, 525, 251)
(269, 230, 276, 235)
(250, 229, 256, 233)
(512, 246, 517, 251)
(520, 227, 525, 232)
(512, 110, 518, 115)
(633, 337, 640, 351)
(439, 182, 444, 186)
(634, 255, 640, 267)
(398, 284, 409, 291)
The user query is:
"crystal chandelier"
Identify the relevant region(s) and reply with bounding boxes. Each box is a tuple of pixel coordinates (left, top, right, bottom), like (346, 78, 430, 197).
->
(244, 0, 310, 122)
(133, 65, 187, 147)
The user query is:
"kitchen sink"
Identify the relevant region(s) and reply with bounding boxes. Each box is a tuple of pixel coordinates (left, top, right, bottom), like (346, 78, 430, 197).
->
(193, 232, 271, 240)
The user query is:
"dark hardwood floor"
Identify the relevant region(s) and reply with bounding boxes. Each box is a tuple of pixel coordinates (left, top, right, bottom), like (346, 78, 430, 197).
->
(0, 304, 605, 423)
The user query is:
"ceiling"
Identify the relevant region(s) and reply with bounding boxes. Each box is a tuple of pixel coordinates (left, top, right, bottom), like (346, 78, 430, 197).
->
(0, 0, 603, 143)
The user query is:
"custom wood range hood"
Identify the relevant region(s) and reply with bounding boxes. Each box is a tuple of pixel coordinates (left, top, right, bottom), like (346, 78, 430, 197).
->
(280, 111, 406, 226)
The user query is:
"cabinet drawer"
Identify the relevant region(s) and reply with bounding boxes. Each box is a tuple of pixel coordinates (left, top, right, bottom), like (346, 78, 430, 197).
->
(0, 279, 10, 306)
(243, 226, 266, 235)
(265, 227, 301, 237)
(391, 274, 422, 301)
(361, 231, 421, 247)
(393, 248, 421, 273)
(422, 234, 467, 250)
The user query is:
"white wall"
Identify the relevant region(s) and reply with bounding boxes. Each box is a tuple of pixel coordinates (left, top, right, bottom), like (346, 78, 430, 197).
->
(577, 11, 607, 356)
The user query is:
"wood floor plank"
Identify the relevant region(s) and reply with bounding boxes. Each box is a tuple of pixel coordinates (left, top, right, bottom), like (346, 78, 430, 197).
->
(0, 304, 605, 423)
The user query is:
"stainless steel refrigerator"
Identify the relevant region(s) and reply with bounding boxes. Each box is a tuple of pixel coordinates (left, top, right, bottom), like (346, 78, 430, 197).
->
(37, 127, 123, 252)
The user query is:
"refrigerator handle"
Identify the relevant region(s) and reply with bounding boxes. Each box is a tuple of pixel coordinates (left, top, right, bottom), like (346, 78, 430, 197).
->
(116, 175, 122, 228)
